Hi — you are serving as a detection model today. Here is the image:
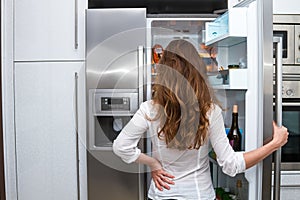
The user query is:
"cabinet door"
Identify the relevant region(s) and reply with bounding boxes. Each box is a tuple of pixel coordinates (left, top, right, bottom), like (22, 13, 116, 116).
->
(15, 62, 86, 200)
(14, 0, 86, 61)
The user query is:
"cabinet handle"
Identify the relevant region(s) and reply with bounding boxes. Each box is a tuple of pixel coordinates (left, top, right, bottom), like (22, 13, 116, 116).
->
(273, 37, 283, 200)
(74, 0, 78, 49)
(74, 72, 80, 199)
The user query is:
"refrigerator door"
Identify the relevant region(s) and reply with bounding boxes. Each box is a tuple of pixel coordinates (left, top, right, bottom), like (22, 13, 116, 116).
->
(273, 37, 283, 200)
(244, 1, 274, 200)
(259, 0, 276, 199)
(201, 1, 274, 199)
(86, 8, 147, 200)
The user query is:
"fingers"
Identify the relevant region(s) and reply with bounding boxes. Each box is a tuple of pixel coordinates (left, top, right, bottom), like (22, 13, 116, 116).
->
(152, 169, 175, 191)
(153, 175, 171, 191)
(273, 121, 288, 132)
(160, 173, 175, 185)
(273, 121, 277, 128)
(161, 171, 175, 179)
(154, 178, 163, 191)
(273, 124, 289, 148)
(282, 125, 289, 139)
(280, 125, 288, 137)
(156, 176, 171, 190)
(273, 121, 288, 136)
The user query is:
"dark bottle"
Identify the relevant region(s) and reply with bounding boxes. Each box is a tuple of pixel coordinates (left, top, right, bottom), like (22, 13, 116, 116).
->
(227, 105, 242, 151)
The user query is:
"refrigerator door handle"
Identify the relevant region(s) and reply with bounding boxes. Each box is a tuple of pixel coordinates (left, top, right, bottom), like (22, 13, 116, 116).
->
(273, 36, 283, 200)
(137, 45, 146, 200)
(138, 45, 145, 105)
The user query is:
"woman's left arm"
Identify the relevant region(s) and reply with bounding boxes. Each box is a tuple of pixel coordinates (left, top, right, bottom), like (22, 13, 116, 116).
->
(243, 122, 288, 169)
(113, 102, 175, 190)
(136, 153, 175, 191)
(113, 103, 150, 164)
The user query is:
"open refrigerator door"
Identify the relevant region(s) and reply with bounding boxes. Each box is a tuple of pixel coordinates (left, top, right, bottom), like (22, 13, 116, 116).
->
(204, 0, 274, 199)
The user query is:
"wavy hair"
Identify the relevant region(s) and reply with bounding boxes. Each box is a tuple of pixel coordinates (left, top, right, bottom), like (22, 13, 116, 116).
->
(152, 39, 214, 150)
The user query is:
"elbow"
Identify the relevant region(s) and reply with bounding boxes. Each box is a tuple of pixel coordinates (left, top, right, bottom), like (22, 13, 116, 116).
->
(219, 160, 238, 177)
(112, 140, 128, 163)
(112, 139, 122, 158)
(218, 152, 246, 177)
(220, 163, 244, 177)
(112, 139, 140, 164)
(221, 167, 240, 177)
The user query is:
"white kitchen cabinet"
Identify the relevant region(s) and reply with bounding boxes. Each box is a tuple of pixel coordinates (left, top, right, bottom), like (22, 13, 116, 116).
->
(14, 0, 86, 61)
(14, 62, 87, 200)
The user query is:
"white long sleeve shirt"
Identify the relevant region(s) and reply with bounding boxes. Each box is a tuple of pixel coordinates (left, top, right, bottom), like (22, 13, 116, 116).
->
(113, 100, 246, 200)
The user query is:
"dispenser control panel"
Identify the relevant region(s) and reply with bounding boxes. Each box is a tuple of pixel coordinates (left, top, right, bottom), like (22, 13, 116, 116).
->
(101, 97, 130, 111)
(91, 89, 138, 116)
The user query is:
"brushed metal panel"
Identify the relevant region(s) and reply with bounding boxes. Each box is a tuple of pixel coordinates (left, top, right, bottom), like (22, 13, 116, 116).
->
(259, 0, 274, 199)
(86, 9, 146, 91)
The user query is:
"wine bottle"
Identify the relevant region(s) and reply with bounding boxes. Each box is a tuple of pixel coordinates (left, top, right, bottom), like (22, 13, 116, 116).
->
(227, 105, 242, 151)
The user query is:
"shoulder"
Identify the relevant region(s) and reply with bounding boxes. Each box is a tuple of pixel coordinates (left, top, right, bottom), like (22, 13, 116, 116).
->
(139, 100, 157, 119)
(140, 100, 154, 112)
(208, 104, 223, 121)
(140, 100, 154, 109)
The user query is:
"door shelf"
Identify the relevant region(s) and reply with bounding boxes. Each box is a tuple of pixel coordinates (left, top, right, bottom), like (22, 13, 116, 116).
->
(205, 7, 247, 47)
(209, 68, 248, 90)
(212, 84, 247, 90)
(206, 35, 246, 47)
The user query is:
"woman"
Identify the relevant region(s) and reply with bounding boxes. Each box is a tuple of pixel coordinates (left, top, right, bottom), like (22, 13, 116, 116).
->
(113, 39, 288, 200)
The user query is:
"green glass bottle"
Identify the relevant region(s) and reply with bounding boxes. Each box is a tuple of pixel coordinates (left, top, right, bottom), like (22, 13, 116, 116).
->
(227, 105, 242, 151)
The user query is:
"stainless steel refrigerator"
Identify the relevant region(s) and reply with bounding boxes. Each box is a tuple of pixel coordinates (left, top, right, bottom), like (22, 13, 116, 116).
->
(86, 8, 215, 200)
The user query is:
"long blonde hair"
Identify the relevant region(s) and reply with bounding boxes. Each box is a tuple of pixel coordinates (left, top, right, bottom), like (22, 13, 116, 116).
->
(152, 39, 214, 150)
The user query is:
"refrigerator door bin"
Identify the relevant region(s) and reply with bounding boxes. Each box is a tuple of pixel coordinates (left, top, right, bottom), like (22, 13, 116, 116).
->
(205, 7, 247, 47)
(210, 69, 248, 90)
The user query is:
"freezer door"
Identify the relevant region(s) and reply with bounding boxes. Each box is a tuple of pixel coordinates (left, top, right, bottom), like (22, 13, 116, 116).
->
(86, 8, 147, 200)
(86, 8, 146, 91)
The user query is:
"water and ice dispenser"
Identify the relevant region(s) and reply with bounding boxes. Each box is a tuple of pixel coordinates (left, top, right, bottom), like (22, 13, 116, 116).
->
(89, 89, 139, 150)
